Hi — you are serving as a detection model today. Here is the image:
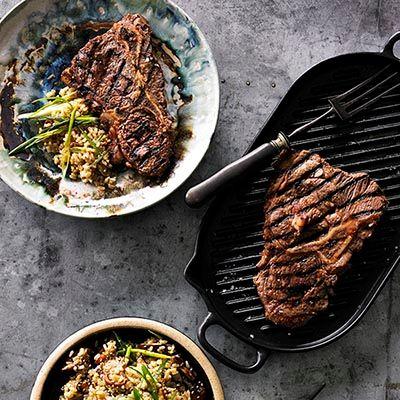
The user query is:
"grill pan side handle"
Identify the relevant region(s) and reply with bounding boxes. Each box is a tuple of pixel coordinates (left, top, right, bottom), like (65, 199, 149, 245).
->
(198, 313, 270, 374)
(382, 31, 400, 58)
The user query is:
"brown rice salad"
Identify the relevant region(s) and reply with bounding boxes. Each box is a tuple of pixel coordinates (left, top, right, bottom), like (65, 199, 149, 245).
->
(59, 333, 208, 400)
(12, 87, 117, 190)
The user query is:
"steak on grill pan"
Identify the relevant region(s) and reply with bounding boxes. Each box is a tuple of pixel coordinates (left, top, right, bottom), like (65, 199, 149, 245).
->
(61, 14, 173, 177)
(254, 150, 388, 328)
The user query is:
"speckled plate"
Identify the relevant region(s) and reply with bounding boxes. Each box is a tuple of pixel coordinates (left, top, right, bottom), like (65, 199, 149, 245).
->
(0, 0, 219, 218)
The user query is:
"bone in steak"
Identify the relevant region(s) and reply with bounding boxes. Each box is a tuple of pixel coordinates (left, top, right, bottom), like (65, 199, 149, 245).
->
(254, 150, 387, 328)
(62, 14, 173, 177)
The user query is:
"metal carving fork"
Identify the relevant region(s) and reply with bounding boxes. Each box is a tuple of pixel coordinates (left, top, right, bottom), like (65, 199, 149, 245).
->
(185, 63, 400, 207)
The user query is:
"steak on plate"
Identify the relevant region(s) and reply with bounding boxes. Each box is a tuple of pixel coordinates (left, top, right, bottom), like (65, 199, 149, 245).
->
(62, 13, 174, 177)
(254, 150, 387, 328)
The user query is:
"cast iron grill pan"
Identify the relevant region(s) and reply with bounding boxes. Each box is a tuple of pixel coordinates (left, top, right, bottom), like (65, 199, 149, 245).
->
(185, 34, 400, 373)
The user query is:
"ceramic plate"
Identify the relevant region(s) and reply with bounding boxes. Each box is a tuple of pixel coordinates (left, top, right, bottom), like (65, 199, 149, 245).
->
(0, 0, 219, 217)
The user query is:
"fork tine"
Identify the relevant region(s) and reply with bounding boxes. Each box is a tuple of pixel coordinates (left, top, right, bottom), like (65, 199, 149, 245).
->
(347, 80, 400, 116)
(334, 64, 393, 101)
(343, 71, 399, 108)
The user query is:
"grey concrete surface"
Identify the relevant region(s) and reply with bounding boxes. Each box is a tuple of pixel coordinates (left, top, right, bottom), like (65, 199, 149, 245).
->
(1, 0, 400, 399)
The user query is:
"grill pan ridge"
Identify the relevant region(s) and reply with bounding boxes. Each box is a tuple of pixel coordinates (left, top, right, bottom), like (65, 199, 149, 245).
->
(185, 33, 400, 373)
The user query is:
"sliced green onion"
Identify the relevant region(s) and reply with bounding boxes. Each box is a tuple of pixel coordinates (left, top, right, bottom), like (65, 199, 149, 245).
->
(128, 366, 145, 379)
(127, 365, 158, 400)
(125, 345, 132, 360)
(168, 392, 177, 400)
(157, 359, 168, 377)
(132, 389, 143, 400)
(80, 128, 99, 150)
(33, 116, 98, 124)
(141, 365, 158, 400)
(8, 127, 65, 156)
(18, 98, 82, 120)
(147, 330, 163, 340)
(9, 119, 98, 157)
(60, 104, 78, 178)
(90, 150, 107, 167)
(31, 91, 76, 105)
(71, 147, 90, 153)
(130, 348, 172, 360)
(113, 331, 127, 352)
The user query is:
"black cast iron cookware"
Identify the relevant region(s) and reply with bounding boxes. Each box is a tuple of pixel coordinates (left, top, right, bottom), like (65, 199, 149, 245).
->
(185, 33, 400, 373)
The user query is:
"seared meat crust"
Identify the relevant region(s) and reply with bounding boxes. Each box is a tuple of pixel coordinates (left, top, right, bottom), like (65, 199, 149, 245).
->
(255, 150, 387, 328)
(62, 14, 173, 177)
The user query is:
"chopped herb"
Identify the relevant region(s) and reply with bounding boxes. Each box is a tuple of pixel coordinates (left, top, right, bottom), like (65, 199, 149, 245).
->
(8, 127, 65, 156)
(128, 366, 144, 377)
(17, 97, 80, 120)
(157, 359, 168, 377)
(9, 119, 98, 157)
(129, 348, 172, 360)
(147, 330, 163, 340)
(141, 365, 159, 400)
(33, 115, 98, 124)
(168, 392, 177, 400)
(113, 331, 127, 352)
(71, 146, 91, 153)
(90, 150, 108, 167)
(125, 345, 132, 360)
(60, 104, 78, 178)
(80, 128, 99, 151)
(132, 389, 143, 400)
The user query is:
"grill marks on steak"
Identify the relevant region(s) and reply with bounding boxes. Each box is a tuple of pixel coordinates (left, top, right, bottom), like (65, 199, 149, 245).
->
(61, 14, 173, 177)
(254, 150, 387, 328)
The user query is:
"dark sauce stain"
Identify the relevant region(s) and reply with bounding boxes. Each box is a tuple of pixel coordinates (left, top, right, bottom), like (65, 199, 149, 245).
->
(171, 75, 193, 104)
(152, 37, 194, 104)
(77, 20, 113, 32)
(26, 163, 60, 196)
(149, 124, 193, 185)
(0, 76, 22, 151)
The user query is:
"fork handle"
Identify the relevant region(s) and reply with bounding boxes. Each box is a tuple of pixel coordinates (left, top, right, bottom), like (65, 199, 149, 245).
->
(185, 132, 290, 208)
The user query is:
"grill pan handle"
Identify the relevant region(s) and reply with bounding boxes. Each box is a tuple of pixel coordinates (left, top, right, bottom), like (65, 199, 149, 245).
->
(383, 31, 400, 58)
(198, 313, 270, 373)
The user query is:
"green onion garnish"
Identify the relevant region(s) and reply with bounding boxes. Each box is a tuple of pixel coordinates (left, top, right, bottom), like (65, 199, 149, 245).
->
(157, 359, 168, 376)
(17, 97, 80, 120)
(60, 104, 78, 178)
(132, 389, 143, 400)
(130, 348, 172, 360)
(8, 127, 65, 156)
(141, 365, 159, 400)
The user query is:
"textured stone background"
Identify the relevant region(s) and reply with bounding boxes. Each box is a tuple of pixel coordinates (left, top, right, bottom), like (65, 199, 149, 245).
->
(1, 1, 400, 399)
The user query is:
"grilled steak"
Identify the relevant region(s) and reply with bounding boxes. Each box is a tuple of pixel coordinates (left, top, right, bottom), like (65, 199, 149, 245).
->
(62, 14, 174, 177)
(254, 150, 387, 328)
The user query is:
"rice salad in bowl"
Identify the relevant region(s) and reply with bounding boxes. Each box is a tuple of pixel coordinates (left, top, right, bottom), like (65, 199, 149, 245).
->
(30, 318, 224, 400)
(60, 334, 205, 400)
